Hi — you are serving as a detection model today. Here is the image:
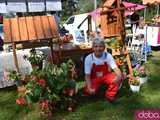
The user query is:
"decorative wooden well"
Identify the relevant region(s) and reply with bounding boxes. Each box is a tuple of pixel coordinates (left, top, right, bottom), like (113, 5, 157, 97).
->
(99, 0, 132, 75)
(100, 0, 125, 38)
(3, 15, 59, 72)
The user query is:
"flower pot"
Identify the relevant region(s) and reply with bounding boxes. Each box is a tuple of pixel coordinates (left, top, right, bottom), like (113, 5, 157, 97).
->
(17, 85, 26, 94)
(139, 76, 148, 85)
(31, 62, 43, 69)
(130, 85, 140, 92)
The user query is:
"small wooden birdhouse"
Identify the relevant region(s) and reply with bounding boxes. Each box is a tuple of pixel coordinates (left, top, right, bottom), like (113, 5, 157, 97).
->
(100, 0, 125, 38)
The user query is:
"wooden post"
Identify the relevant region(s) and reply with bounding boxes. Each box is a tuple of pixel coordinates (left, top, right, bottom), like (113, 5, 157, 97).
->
(58, 38, 62, 63)
(49, 40, 54, 64)
(88, 15, 92, 34)
(12, 42, 20, 73)
(126, 49, 133, 74)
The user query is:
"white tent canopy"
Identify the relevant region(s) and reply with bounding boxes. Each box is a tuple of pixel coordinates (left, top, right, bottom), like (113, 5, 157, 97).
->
(0, 0, 62, 13)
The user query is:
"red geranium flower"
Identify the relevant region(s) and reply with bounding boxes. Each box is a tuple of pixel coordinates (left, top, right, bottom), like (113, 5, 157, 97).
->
(39, 100, 49, 110)
(16, 97, 26, 105)
(37, 79, 46, 87)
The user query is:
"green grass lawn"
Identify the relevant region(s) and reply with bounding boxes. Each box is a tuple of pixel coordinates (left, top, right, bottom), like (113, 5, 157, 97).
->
(0, 51, 160, 120)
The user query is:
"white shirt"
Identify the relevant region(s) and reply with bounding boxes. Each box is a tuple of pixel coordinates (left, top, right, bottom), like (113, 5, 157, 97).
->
(84, 52, 117, 74)
(135, 27, 145, 36)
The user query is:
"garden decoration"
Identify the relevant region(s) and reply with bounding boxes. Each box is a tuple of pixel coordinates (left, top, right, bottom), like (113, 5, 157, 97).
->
(100, 0, 133, 75)
(23, 49, 45, 69)
(16, 60, 78, 119)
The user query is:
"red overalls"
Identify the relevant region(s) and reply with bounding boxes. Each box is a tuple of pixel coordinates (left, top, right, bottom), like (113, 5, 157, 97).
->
(84, 54, 120, 100)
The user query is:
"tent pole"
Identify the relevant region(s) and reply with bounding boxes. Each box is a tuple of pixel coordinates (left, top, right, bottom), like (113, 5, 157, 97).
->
(157, 5, 159, 16)
(94, 0, 97, 32)
(144, 7, 147, 22)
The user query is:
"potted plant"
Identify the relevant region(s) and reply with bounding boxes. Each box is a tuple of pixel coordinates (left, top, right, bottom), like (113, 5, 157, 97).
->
(129, 76, 140, 92)
(23, 49, 45, 69)
(129, 66, 141, 92)
(8, 70, 26, 93)
(139, 65, 148, 85)
(9, 70, 22, 86)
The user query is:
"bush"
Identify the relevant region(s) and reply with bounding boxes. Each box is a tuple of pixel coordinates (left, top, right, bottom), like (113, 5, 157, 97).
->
(16, 60, 78, 118)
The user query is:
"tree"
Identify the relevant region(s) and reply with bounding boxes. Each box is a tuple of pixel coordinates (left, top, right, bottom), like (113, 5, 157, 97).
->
(61, 0, 79, 21)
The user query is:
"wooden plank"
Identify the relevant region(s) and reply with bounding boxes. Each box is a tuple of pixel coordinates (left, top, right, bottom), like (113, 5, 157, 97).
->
(18, 17, 28, 41)
(33, 16, 45, 40)
(48, 16, 59, 38)
(41, 16, 52, 39)
(10, 18, 20, 42)
(3, 18, 12, 43)
(26, 16, 37, 41)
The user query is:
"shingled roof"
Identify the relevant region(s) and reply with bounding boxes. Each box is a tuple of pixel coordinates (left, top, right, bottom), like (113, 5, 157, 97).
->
(3, 15, 59, 43)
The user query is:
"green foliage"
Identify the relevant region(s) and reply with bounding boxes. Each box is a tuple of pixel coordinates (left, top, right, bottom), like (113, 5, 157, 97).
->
(132, 69, 139, 77)
(1, 51, 160, 120)
(129, 77, 140, 86)
(17, 59, 77, 117)
(23, 49, 45, 65)
(61, 0, 79, 21)
(129, 0, 158, 21)
(8, 70, 21, 81)
(79, 0, 94, 14)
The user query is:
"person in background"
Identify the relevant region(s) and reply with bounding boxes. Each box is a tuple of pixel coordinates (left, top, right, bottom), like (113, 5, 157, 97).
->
(0, 36, 4, 51)
(130, 12, 140, 28)
(84, 37, 122, 102)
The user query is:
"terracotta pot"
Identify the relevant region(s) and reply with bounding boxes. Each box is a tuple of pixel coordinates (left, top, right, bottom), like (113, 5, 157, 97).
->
(130, 85, 140, 92)
(17, 85, 26, 94)
(139, 77, 148, 85)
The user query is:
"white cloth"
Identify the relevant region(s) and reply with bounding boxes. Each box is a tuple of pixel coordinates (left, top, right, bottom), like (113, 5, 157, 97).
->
(146, 26, 160, 47)
(84, 52, 117, 74)
(0, 50, 32, 88)
(0, 47, 50, 88)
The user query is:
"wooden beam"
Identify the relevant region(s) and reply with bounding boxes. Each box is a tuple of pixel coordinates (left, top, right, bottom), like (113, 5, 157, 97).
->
(12, 42, 20, 73)
(49, 40, 54, 64)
